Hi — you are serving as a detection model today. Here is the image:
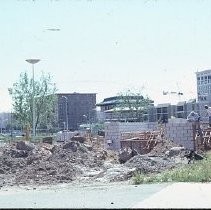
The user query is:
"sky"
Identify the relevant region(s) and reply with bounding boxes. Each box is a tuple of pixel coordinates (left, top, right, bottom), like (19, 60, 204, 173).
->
(1, 0, 211, 112)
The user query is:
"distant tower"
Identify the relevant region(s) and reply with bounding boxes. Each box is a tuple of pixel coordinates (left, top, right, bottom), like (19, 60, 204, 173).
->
(196, 70, 211, 103)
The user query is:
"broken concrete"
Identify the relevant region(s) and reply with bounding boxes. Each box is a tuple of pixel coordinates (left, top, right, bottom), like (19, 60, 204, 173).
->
(0, 129, 206, 188)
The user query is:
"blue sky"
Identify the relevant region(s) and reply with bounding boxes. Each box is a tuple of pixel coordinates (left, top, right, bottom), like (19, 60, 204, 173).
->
(1, 0, 211, 112)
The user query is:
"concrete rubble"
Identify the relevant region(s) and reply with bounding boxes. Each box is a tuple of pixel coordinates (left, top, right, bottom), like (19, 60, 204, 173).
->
(0, 131, 205, 188)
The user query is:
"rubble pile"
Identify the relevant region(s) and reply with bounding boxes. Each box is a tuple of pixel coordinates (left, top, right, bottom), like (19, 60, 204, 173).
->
(125, 155, 177, 174)
(0, 133, 201, 187)
(0, 140, 106, 187)
(148, 137, 183, 157)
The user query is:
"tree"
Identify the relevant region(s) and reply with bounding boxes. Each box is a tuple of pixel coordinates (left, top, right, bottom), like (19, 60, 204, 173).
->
(8, 71, 57, 135)
(115, 89, 153, 122)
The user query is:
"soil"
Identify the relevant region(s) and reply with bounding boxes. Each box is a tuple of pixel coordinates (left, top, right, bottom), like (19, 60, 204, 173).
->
(0, 135, 194, 188)
(0, 140, 110, 187)
(148, 137, 182, 156)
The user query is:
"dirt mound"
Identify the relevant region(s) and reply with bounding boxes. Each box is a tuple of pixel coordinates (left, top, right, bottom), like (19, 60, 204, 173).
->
(124, 154, 177, 174)
(148, 137, 182, 157)
(0, 135, 193, 188)
(0, 141, 105, 187)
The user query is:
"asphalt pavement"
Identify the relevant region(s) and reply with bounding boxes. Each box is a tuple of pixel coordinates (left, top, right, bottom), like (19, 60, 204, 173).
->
(0, 182, 211, 208)
(0, 182, 168, 208)
(133, 182, 211, 209)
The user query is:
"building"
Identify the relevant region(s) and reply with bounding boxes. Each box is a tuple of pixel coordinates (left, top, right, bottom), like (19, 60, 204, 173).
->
(195, 69, 211, 122)
(57, 93, 96, 131)
(96, 95, 154, 122)
(196, 69, 211, 103)
(97, 70, 210, 123)
(0, 112, 11, 133)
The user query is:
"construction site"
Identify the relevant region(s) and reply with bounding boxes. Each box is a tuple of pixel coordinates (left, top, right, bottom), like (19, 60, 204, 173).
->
(0, 117, 210, 188)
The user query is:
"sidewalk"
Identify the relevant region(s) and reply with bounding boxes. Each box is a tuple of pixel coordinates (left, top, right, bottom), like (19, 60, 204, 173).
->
(133, 182, 211, 209)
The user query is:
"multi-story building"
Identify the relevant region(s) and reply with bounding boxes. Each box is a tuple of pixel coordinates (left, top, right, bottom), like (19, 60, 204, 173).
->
(96, 95, 154, 122)
(57, 93, 96, 131)
(195, 70, 211, 121)
(53, 70, 208, 127)
(196, 69, 211, 103)
(97, 70, 211, 123)
(155, 103, 171, 123)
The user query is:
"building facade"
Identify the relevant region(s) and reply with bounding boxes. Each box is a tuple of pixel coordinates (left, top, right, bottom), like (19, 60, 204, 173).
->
(196, 69, 211, 103)
(57, 93, 96, 131)
(97, 69, 211, 123)
(96, 95, 154, 122)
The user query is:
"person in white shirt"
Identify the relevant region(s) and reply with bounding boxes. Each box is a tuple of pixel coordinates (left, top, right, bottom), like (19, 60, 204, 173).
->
(204, 105, 211, 127)
(187, 111, 203, 140)
(187, 111, 200, 122)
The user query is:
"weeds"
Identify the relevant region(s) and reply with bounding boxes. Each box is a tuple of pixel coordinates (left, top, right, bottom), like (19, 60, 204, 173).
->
(133, 152, 211, 184)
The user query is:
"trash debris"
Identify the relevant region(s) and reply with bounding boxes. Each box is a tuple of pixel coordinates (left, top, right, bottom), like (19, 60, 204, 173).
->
(0, 131, 206, 187)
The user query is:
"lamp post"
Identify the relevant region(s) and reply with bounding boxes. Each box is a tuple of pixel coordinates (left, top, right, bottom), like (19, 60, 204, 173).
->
(62, 96, 68, 130)
(83, 114, 91, 141)
(83, 114, 88, 127)
(25, 59, 40, 141)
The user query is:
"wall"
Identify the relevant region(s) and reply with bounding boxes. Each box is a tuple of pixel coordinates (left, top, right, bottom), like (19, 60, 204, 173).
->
(164, 118, 194, 150)
(105, 119, 195, 150)
(105, 121, 157, 150)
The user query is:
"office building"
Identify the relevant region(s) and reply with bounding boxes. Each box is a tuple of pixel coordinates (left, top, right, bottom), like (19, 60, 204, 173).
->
(57, 93, 96, 131)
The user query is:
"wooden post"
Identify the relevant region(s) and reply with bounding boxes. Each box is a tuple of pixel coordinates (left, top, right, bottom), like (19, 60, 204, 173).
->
(192, 123, 196, 151)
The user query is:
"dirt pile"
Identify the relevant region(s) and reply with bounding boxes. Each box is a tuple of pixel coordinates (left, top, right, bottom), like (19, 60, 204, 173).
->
(0, 141, 107, 187)
(0, 134, 196, 187)
(124, 154, 177, 174)
(148, 137, 182, 157)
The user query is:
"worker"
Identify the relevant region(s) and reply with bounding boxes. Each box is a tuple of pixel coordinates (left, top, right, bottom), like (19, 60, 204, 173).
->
(187, 111, 200, 123)
(204, 105, 211, 127)
(187, 111, 203, 145)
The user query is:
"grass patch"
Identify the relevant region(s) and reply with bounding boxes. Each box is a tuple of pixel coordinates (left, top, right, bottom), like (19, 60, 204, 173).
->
(133, 152, 211, 184)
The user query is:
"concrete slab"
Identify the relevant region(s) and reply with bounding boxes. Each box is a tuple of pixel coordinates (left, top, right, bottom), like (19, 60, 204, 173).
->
(133, 182, 211, 209)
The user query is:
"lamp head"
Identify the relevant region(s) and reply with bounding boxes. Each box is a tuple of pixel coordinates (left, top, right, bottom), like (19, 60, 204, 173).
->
(26, 59, 40, 64)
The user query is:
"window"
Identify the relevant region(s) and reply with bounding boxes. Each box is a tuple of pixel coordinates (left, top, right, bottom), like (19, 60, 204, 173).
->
(162, 107, 168, 113)
(177, 106, 183, 111)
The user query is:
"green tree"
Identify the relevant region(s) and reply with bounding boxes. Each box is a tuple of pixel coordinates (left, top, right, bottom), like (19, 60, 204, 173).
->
(116, 89, 153, 122)
(8, 71, 57, 135)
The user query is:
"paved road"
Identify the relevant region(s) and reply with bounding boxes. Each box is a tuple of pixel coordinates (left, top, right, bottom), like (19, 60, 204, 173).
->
(133, 182, 211, 209)
(1, 182, 211, 208)
(0, 182, 168, 208)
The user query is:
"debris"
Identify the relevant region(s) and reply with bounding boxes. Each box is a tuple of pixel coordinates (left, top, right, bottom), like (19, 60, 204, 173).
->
(118, 148, 137, 164)
(42, 137, 53, 144)
(70, 136, 86, 143)
(124, 155, 176, 174)
(62, 141, 78, 152)
(167, 147, 186, 157)
(16, 141, 35, 151)
(0, 140, 105, 187)
(0, 130, 206, 188)
(184, 150, 204, 164)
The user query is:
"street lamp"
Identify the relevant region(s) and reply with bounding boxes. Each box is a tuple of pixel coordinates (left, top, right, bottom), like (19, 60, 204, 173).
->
(83, 114, 88, 127)
(62, 96, 68, 130)
(25, 59, 40, 141)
